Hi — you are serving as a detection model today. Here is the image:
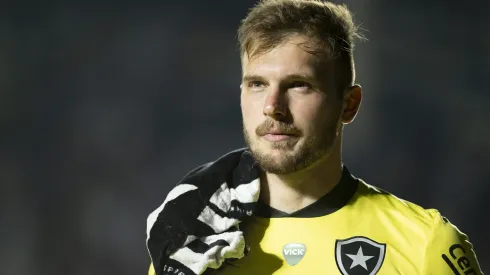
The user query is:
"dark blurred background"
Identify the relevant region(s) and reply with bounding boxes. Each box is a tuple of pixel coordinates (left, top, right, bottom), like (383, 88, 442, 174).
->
(1, 0, 489, 274)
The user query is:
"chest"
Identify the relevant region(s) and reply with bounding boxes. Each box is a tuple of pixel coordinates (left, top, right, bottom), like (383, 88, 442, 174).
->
(209, 217, 425, 275)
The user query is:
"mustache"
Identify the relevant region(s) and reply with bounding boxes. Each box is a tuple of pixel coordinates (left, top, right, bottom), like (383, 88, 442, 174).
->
(255, 119, 301, 136)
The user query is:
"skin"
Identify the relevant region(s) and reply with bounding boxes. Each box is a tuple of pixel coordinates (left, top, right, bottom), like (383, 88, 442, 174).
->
(241, 35, 362, 214)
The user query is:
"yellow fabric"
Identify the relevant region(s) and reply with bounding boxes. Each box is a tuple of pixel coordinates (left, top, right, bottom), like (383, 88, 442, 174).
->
(149, 180, 482, 275)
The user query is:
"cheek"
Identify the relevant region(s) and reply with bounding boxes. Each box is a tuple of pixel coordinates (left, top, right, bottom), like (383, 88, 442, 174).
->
(241, 93, 264, 120)
(290, 97, 328, 129)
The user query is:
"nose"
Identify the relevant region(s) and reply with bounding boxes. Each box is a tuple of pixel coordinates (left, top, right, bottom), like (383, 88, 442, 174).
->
(263, 89, 287, 117)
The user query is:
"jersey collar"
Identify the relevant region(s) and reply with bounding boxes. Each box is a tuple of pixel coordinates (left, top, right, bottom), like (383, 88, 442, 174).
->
(254, 166, 359, 218)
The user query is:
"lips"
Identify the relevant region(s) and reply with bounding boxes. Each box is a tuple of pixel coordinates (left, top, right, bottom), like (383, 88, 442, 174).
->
(264, 129, 298, 136)
(262, 131, 298, 141)
(266, 131, 294, 135)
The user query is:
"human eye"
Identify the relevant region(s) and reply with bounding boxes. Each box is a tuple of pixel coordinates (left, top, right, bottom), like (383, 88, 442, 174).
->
(289, 81, 312, 92)
(290, 81, 309, 88)
(248, 81, 265, 89)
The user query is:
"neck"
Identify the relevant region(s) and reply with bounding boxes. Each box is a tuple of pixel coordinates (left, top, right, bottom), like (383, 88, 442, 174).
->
(259, 139, 343, 214)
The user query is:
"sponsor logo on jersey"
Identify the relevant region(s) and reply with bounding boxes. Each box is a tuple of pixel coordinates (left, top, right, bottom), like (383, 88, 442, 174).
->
(441, 243, 478, 275)
(282, 243, 306, 266)
(335, 236, 386, 275)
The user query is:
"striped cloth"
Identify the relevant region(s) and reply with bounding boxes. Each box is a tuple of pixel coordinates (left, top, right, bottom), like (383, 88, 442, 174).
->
(146, 148, 261, 275)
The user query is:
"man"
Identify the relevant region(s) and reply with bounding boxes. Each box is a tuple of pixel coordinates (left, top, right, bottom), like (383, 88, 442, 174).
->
(147, 0, 483, 274)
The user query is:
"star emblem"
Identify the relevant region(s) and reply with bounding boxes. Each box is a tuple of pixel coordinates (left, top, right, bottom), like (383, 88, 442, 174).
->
(335, 236, 386, 275)
(345, 246, 373, 270)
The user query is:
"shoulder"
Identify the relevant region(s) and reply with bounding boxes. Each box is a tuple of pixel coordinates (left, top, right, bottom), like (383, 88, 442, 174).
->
(355, 179, 438, 227)
(354, 179, 482, 273)
(354, 179, 462, 239)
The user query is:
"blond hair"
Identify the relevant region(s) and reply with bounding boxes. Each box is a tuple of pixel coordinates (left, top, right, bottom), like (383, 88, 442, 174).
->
(238, 0, 364, 93)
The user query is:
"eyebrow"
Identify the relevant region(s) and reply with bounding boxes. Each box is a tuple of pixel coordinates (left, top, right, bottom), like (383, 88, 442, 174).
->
(242, 73, 316, 83)
(242, 74, 266, 83)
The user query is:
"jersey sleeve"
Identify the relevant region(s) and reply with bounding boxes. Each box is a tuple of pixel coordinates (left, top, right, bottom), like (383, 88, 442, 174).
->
(422, 210, 483, 275)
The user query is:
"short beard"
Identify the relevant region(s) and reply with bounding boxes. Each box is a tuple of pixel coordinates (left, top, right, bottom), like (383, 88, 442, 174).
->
(243, 116, 340, 174)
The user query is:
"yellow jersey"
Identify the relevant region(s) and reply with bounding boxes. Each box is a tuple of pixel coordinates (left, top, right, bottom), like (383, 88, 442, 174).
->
(149, 168, 482, 275)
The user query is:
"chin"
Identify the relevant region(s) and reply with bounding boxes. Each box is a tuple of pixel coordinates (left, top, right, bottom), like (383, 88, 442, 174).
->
(254, 142, 299, 160)
(260, 149, 289, 162)
(261, 140, 298, 153)
(250, 149, 300, 174)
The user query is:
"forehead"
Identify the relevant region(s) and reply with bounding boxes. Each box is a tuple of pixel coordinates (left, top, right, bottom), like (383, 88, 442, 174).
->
(241, 36, 333, 79)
